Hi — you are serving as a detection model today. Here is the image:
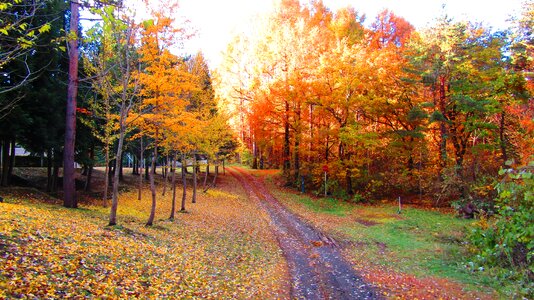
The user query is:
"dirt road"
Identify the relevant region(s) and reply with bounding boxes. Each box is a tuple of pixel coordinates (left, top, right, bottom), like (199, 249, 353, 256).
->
(228, 166, 379, 300)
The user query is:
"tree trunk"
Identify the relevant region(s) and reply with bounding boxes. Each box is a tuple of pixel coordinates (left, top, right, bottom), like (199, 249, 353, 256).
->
(294, 134, 300, 184)
(170, 153, 177, 220)
(192, 153, 197, 203)
(1, 138, 10, 186)
(63, 0, 80, 208)
(180, 152, 187, 211)
(109, 109, 127, 226)
(203, 163, 209, 190)
(46, 148, 52, 192)
(145, 156, 149, 180)
(138, 137, 144, 201)
(131, 155, 136, 175)
(119, 152, 124, 182)
(84, 146, 94, 191)
(252, 139, 258, 169)
(52, 148, 59, 193)
(132, 155, 138, 175)
(52, 162, 59, 193)
(108, 159, 114, 187)
(346, 165, 353, 196)
(283, 99, 290, 178)
(437, 76, 448, 181)
(162, 155, 168, 196)
(85, 165, 93, 192)
(146, 141, 158, 226)
(212, 163, 219, 188)
(309, 104, 314, 161)
(8, 138, 15, 181)
(294, 102, 302, 184)
(103, 142, 110, 207)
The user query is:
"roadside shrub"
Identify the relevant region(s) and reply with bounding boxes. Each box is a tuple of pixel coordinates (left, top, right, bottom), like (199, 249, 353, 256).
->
(452, 175, 498, 218)
(467, 162, 533, 297)
(350, 192, 367, 204)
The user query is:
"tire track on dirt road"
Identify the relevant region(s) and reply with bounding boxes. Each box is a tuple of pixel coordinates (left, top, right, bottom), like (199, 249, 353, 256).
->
(228, 166, 379, 300)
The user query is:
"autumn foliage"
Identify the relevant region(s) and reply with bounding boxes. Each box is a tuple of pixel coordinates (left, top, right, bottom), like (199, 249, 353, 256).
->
(217, 0, 533, 205)
(0, 0, 532, 298)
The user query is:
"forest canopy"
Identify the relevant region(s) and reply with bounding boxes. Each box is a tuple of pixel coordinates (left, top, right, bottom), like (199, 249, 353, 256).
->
(216, 0, 533, 205)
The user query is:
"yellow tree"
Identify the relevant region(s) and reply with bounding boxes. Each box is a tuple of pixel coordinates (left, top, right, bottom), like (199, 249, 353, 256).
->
(160, 55, 200, 218)
(134, 0, 193, 226)
(216, 34, 259, 162)
(160, 97, 199, 220)
(197, 112, 234, 192)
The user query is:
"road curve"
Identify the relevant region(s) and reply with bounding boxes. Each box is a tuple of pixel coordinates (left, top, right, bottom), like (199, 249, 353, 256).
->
(228, 166, 379, 300)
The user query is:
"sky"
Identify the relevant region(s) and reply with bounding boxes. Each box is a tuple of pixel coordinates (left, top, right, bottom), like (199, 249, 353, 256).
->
(175, 0, 525, 69)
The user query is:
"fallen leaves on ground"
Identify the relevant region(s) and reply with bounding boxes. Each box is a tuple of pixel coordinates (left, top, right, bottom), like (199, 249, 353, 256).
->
(0, 174, 288, 299)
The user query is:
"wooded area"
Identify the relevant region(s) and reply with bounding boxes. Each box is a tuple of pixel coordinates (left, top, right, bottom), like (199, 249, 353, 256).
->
(0, 0, 532, 297)
(0, 0, 236, 225)
(218, 0, 532, 208)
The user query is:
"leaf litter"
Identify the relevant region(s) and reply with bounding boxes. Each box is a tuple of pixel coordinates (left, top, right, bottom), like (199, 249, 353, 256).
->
(0, 173, 287, 299)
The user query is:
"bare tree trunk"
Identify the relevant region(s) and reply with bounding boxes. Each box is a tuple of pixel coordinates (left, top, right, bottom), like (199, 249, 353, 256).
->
(84, 146, 94, 191)
(118, 152, 124, 182)
(212, 163, 219, 188)
(161, 158, 166, 177)
(346, 163, 353, 196)
(252, 139, 258, 169)
(52, 148, 59, 193)
(203, 163, 209, 190)
(283, 100, 290, 179)
(8, 138, 15, 181)
(138, 137, 144, 201)
(85, 165, 93, 192)
(294, 104, 301, 183)
(131, 155, 136, 175)
(109, 107, 128, 226)
(180, 152, 187, 211)
(438, 76, 448, 181)
(192, 153, 197, 203)
(170, 153, 177, 220)
(103, 141, 110, 207)
(63, 0, 80, 208)
(162, 155, 168, 196)
(46, 148, 52, 192)
(133, 154, 140, 175)
(108, 159, 114, 186)
(204, 161, 219, 193)
(1, 138, 10, 186)
(146, 140, 158, 226)
(145, 156, 149, 179)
